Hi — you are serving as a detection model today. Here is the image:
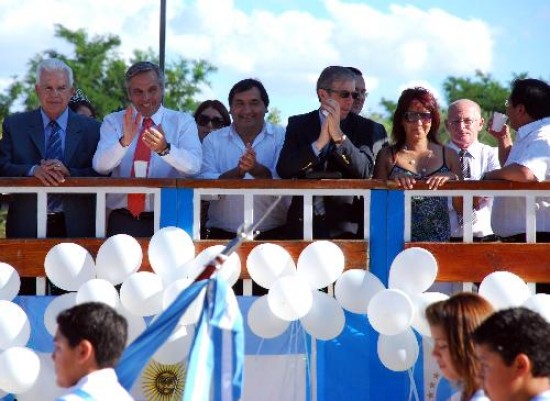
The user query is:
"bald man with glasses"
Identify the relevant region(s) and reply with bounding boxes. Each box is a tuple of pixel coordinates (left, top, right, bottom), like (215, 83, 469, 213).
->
(277, 65, 387, 239)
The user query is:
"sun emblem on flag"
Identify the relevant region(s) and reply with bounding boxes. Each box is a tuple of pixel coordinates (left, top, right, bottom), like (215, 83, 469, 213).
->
(141, 360, 186, 400)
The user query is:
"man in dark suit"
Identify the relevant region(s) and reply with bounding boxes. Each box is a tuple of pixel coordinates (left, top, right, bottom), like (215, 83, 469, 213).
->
(0, 59, 100, 292)
(0, 58, 100, 238)
(277, 66, 387, 239)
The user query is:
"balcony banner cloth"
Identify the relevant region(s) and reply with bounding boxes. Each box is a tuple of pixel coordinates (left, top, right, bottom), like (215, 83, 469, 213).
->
(116, 274, 244, 401)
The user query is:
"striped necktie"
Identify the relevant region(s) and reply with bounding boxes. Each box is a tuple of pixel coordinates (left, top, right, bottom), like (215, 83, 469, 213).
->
(458, 149, 475, 231)
(46, 120, 63, 212)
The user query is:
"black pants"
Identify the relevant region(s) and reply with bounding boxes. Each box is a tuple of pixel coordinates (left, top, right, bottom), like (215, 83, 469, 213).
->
(107, 208, 154, 237)
(449, 234, 500, 243)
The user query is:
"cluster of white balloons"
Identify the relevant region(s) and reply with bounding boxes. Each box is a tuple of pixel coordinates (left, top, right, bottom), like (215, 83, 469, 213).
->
(247, 241, 346, 340)
(0, 262, 54, 398)
(0, 226, 241, 398)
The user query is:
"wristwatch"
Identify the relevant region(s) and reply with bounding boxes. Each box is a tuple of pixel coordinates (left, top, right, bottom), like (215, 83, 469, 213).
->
(333, 134, 347, 145)
(157, 143, 171, 156)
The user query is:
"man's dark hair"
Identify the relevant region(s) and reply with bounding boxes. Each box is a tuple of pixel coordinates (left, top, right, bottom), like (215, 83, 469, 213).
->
(125, 61, 165, 91)
(347, 66, 363, 76)
(509, 78, 550, 120)
(228, 78, 269, 108)
(57, 302, 128, 368)
(316, 66, 356, 101)
(473, 307, 550, 377)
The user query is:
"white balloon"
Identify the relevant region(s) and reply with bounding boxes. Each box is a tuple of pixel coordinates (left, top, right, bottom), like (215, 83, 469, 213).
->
(0, 263, 20, 301)
(410, 292, 449, 337)
(44, 292, 77, 337)
(153, 324, 194, 364)
(388, 247, 438, 295)
(247, 296, 289, 338)
(120, 272, 164, 317)
(118, 305, 146, 346)
(367, 289, 414, 336)
(44, 243, 96, 291)
(377, 328, 420, 372)
(523, 294, 550, 323)
(0, 347, 40, 394)
(76, 279, 119, 309)
(16, 352, 64, 400)
(247, 243, 296, 289)
(187, 245, 241, 286)
(300, 291, 345, 340)
(148, 227, 195, 283)
(0, 300, 31, 350)
(479, 271, 532, 310)
(297, 241, 345, 289)
(335, 269, 385, 314)
(267, 275, 313, 321)
(96, 234, 143, 285)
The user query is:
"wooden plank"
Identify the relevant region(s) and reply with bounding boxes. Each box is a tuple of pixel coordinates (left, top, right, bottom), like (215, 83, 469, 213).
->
(0, 239, 368, 279)
(405, 242, 550, 283)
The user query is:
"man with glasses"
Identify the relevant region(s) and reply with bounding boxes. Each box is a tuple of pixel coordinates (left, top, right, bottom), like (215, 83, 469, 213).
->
(93, 61, 202, 237)
(277, 65, 387, 239)
(445, 99, 500, 242)
(0, 58, 101, 294)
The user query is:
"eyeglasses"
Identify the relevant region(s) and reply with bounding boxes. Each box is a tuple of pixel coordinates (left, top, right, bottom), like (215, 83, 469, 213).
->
(41, 86, 69, 96)
(449, 119, 478, 127)
(323, 88, 359, 100)
(404, 111, 432, 123)
(196, 115, 225, 128)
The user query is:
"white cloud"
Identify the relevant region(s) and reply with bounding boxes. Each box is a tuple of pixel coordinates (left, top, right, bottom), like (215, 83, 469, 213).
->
(0, 0, 495, 120)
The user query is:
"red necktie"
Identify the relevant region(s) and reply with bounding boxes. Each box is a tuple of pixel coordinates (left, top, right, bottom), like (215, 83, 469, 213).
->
(127, 118, 154, 217)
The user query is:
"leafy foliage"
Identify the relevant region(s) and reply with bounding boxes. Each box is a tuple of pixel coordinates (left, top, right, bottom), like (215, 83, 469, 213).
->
(0, 24, 216, 121)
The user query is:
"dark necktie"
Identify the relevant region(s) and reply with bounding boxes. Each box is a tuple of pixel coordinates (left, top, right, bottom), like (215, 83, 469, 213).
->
(127, 118, 154, 217)
(458, 149, 475, 229)
(459, 149, 471, 179)
(46, 121, 63, 212)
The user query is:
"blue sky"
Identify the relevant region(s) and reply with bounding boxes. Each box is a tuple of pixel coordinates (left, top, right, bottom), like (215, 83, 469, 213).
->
(0, 0, 549, 123)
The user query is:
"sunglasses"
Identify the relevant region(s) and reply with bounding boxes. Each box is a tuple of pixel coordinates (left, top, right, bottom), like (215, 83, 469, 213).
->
(404, 111, 432, 123)
(323, 88, 359, 100)
(196, 115, 225, 128)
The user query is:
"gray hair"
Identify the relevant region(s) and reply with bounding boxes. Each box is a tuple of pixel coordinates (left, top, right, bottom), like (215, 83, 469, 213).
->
(36, 58, 74, 87)
(316, 66, 356, 93)
(124, 61, 165, 92)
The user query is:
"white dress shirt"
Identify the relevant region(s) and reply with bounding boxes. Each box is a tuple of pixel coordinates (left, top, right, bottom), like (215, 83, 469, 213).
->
(447, 141, 500, 238)
(492, 117, 550, 237)
(93, 105, 202, 211)
(57, 368, 134, 401)
(200, 122, 289, 232)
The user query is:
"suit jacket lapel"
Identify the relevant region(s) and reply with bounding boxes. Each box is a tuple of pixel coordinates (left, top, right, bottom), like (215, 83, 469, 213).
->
(29, 109, 46, 158)
(64, 112, 82, 164)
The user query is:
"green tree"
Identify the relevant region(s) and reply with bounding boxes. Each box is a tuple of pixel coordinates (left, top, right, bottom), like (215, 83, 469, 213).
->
(266, 107, 282, 125)
(0, 24, 216, 120)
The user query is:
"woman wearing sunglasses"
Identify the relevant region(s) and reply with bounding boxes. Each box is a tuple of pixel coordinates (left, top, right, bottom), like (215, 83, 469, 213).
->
(374, 87, 461, 241)
(193, 100, 231, 142)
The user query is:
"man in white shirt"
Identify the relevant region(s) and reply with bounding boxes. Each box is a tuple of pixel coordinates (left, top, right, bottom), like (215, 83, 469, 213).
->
(485, 78, 550, 242)
(53, 302, 133, 401)
(445, 99, 500, 242)
(200, 78, 288, 240)
(93, 61, 202, 236)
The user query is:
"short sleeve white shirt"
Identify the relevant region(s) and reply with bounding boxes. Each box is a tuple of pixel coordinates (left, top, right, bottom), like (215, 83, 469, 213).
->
(447, 141, 500, 237)
(200, 122, 289, 232)
(492, 117, 550, 237)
